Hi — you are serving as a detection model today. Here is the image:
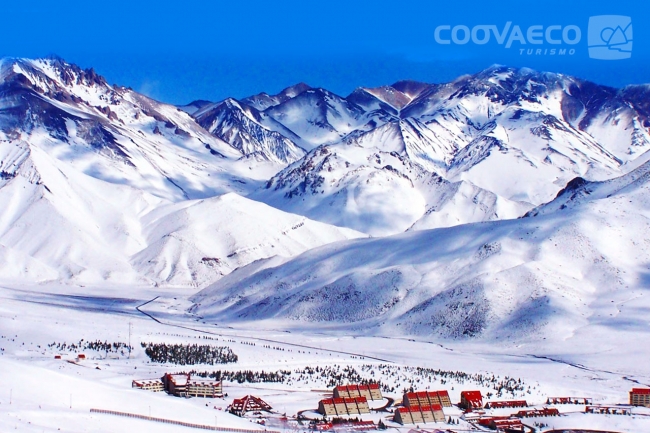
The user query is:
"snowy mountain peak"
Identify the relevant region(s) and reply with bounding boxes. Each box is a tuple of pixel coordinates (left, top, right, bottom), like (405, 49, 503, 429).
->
(351, 80, 432, 111)
(241, 82, 312, 111)
(194, 97, 306, 164)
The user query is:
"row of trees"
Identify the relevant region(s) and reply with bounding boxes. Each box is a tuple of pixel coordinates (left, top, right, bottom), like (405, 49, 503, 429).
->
(48, 340, 132, 355)
(140, 342, 238, 365)
(169, 363, 529, 399)
(179, 369, 291, 383)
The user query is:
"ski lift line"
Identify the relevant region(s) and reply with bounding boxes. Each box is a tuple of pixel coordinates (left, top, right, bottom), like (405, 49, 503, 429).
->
(135, 297, 396, 363)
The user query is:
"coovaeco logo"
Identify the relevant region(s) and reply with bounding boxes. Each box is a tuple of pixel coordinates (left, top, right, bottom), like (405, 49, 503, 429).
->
(588, 15, 633, 60)
(435, 16, 634, 60)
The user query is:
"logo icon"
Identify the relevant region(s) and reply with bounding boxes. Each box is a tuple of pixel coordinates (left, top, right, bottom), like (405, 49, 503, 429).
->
(588, 15, 633, 60)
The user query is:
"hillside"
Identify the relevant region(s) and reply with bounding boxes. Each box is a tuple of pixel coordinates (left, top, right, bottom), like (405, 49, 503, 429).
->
(191, 159, 650, 344)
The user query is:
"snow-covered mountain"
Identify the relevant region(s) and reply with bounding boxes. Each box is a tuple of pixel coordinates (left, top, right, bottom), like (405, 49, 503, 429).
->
(191, 158, 650, 342)
(3, 57, 650, 288)
(250, 139, 530, 236)
(262, 87, 383, 150)
(232, 66, 650, 234)
(194, 98, 306, 164)
(0, 57, 364, 286)
(0, 57, 289, 202)
(0, 140, 363, 286)
(241, 82, 312, 111)
(130, 192, 363, 287)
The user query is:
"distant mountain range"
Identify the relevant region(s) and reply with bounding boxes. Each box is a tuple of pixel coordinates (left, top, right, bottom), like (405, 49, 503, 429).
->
(1, 56, 650, 292)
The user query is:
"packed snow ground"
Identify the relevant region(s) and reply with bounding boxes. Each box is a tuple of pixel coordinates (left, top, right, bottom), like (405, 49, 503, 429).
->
(1, 283, 649, 433)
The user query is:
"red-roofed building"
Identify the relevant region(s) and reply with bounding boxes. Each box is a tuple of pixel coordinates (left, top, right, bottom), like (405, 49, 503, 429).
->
(460, 391, 483, 410)
(162, 373, 222, 398)
(187, 377, 223, 398)
(478, 416, 510, 426)
(132, 378, 165, 392)
(492, 418, 524, 432)
(630, 388, 650, 407)
(393, 404, 445, 425)
(318, 399, 338, 416)
(334, 397, 348, 414)
(229, 395, 272, 417)
(318, 396, 370, 416)
(585, 405, 631, 415)
(546, 396, 592, 405)
(484, 400, 528, 409)
(334, 384, 382, 400)
(163, 373, 189, 396)
(515, 408, 559, 418)
(403, 390, 452, 408)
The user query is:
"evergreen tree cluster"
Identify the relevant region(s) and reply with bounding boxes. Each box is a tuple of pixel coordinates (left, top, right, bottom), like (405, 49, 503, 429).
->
(48, 339, 132, 356)
(364, 364, 527, 397)
(140, 342, 238, 365)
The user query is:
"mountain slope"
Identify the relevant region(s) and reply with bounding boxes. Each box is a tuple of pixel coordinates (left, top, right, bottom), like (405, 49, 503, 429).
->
(0, 58, 366, 287)
(264, 88, 382, 150)
(0, 140, 163, 284)
(252, 140, 531, 236)
(131, 192, 364, 287)
(0, 57, 281, 202)
(0, 144, 363, 287)
(194, 98, 305, 164)
(192, 159, 650, 342)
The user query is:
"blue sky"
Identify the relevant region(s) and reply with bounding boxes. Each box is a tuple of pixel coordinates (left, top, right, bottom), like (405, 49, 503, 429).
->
(1, 0, 647, 104)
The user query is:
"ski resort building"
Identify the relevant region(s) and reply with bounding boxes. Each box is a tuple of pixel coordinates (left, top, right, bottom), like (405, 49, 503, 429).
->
(459, 391, 483, 410)
(484, 400, 528, 409)
(318, 397, 370, 416)
(393, 404, 445, 425)
(318, 399, 338, 416)
(162, 373, 223, 398)
(585, 405, 632, 415)
(402, 390, 452, 408)
(187, 377, 223, 398)
(333, 384, 382, 400)
(515, 408, 560, 418)
(478, 416, 509, 427)
(630, 388, 650, 407)
(491, 418, 524, 432)
(546, 397, 592, 405)
(312, 421, 375, 431)
(229, 395, 273, 417)
(132, 378, 165, 392)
